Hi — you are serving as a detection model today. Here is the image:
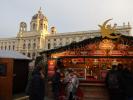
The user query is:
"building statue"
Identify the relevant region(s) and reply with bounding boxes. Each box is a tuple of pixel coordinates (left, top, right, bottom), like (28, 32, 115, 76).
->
(99, 19, 121, 39)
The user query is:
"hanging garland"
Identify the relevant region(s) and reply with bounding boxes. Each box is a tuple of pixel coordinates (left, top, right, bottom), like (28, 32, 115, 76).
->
(40, 35, 133, 55)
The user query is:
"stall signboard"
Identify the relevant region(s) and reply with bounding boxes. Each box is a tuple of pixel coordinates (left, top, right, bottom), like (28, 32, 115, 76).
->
(89, 50, 106, 56)
(57, 50, 107, 57)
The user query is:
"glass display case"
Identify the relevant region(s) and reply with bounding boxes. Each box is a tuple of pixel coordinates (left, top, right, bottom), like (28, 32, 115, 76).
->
(61, 58, 110, 81)
(64, 68, 86, 80)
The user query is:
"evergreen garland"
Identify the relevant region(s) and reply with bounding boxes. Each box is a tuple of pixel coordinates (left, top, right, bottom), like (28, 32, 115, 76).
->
(40, 35, 133, 55)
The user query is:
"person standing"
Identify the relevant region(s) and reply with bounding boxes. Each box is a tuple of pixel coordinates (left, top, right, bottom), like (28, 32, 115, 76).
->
(25, 59, 35, 95)
(117, 64, 126, 100)
(105, 65, 121, 100)
(71, 72, 79, 100)
(64, 69, 79, 100)
(122, 65, 133, 100)
(29, 64, 45, 100)
(52, 68, 61, 100)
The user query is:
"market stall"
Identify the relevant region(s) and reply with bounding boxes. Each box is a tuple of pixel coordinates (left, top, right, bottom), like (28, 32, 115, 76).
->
(40, 19, 133, 99)
(0, 51, 31, 100)
(42, 36, 133, 80)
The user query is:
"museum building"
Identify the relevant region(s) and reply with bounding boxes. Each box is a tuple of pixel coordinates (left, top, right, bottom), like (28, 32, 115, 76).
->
(0, 8, 132, 59)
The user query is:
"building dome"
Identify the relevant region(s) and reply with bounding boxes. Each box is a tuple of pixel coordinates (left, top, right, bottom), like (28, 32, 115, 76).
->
(50, 26, 57, 34)
(32, 8, 47, 21)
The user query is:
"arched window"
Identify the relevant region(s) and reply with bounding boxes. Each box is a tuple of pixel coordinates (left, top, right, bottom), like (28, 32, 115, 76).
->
(44, 24, 45, 29)
(13, 45, 15, 50)
(23, 53, 25, 55)
(28, 43, 31, 49)
(33, 23, 36, 30)
(53, 43, 56, 48)
(27, 53, 30, 57)
(46, 25, 47, 30)
(5, 46, 7, 50)
(40, 23, 43, 29)
(48, 43, 51, 49)
(9, 46, 10, 50)
(1, 46, 3, 50)
(59, 43, 62, 46)
(33, 43, 36, 49)
(23, 44, 26, 49)
(66, 42, 69, 45)
(32, 52, 36, 59)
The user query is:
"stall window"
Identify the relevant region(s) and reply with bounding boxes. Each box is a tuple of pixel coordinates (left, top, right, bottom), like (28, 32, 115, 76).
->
(0, 64, 7, 76)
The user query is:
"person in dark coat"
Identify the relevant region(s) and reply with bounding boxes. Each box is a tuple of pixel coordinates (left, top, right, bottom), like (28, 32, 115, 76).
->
(52, 68, 61, 100)
(105, 65, 122, 100)
(122, 66, 133, 100)
(29, 65, 45, 100)
(117, 64, 126, 100)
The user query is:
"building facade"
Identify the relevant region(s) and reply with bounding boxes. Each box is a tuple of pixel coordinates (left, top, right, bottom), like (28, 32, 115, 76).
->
(0, 9, 132, 59)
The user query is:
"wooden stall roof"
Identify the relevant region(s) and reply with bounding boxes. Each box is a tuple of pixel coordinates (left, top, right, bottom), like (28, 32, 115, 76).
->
(40, 35, 133, 55)
(0, 50, 31, 60)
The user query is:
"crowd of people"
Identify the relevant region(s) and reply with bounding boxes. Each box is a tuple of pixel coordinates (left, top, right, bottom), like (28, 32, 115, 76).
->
(105, 64, 133, 100)
(25, 59, 83, 100)
(52, 68, 83, 100)
(25, 59, 133, 100)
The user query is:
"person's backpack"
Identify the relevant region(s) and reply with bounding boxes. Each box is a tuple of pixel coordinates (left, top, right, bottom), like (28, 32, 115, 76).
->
(107, 72, 119, 89)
